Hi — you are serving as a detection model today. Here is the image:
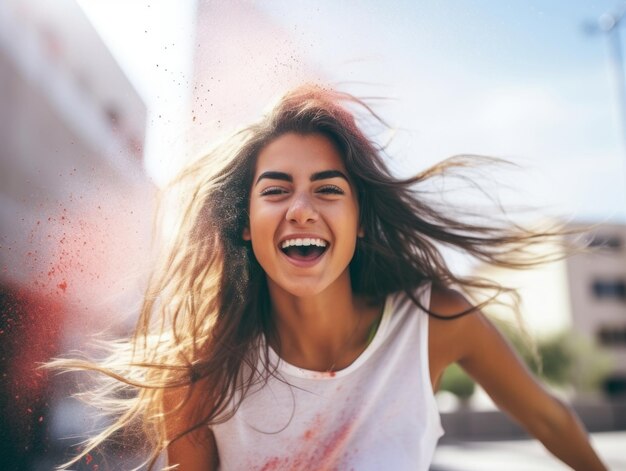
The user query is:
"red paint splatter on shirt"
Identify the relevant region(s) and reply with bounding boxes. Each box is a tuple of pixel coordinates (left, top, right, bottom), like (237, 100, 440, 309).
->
(258, 456, 281, 471)
(255, 417, 355, 471)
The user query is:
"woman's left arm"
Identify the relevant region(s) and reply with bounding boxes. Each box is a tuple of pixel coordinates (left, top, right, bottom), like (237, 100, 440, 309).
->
(439, 289, 608, 471)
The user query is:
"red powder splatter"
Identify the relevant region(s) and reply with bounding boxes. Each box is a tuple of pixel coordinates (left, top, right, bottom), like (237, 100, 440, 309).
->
(57, 280, 67, 292)
(255, 417, 354, 471)
(1, 285, 64, 458)
(258, 457, 280, 471)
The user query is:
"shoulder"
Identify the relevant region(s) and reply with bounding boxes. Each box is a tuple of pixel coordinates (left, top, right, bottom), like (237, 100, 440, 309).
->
(392, 283, 487, 360)
(392, 284, 477, 333)
(428, 284, 494, 343)
(429, 284, 475, 318)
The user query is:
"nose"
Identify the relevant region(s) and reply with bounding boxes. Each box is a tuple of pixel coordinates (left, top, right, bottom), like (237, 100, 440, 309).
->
(286, 192, 318, 225)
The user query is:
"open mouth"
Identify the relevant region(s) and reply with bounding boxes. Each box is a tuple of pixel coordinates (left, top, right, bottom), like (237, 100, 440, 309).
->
(280, 238, 329, 262)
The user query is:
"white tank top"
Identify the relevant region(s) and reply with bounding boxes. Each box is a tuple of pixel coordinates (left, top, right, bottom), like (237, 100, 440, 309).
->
(212, 283, 444, 470)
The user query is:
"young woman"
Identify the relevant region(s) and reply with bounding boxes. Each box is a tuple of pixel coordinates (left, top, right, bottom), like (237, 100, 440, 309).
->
(51, 85, 607, 470)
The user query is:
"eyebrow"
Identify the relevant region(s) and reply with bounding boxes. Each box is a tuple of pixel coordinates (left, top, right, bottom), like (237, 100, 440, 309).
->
(255, 170, 349, 185)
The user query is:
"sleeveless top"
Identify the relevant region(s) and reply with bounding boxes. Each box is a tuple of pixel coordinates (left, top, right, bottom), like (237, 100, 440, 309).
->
(212, 283, 444, 470)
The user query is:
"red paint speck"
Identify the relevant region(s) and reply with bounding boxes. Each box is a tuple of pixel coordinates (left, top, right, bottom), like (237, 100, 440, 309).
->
(57, 281, 67, 292)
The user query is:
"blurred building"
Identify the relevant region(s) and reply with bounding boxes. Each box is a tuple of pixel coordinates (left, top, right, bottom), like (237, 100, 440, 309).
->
(0, 0, 153, 469)
(471, 221, 626, 395)
(183, 1, 321, 167)
(567, 223, 626, 392)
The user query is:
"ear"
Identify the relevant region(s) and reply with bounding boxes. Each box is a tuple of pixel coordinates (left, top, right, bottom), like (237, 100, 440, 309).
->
(243, 227, 251, 241)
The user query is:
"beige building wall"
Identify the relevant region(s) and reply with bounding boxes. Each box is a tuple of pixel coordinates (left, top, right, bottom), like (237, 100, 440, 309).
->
(566, 223, 626, 376)
(471, 243, 572, 338)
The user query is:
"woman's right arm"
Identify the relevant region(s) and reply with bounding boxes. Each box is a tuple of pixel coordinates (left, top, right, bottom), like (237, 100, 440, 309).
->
(163, 379, 219, 471)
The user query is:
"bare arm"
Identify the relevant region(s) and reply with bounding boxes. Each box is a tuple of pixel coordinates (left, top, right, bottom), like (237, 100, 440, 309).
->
(162, 379, 219, 471)
(429, 287, 607, 471)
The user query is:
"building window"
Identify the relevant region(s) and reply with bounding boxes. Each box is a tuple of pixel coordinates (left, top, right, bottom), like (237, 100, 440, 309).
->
(597, 325, 626, 346)
(592, 279, 626, 301)
(588, 234, 622, 250)
(104, 105, 121, 133)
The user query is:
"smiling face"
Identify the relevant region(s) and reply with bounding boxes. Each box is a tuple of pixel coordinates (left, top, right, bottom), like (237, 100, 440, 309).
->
(244, 132, 362, 299)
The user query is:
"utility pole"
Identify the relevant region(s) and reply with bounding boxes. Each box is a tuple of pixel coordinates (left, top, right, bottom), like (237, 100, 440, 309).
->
(585, 4, 626, 213)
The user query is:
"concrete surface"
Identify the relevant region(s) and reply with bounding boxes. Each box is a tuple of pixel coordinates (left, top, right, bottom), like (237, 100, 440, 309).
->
(431, 431, 626, 471)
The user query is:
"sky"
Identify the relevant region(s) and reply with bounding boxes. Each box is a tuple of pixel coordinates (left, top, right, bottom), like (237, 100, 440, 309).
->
(77, 0, 626, 224)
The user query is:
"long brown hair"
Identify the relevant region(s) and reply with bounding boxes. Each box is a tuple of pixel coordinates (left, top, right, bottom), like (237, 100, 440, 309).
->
(47, 84, 581, 469)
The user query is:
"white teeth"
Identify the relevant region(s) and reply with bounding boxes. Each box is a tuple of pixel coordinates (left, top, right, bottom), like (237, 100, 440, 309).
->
(280, 238, 328, 249)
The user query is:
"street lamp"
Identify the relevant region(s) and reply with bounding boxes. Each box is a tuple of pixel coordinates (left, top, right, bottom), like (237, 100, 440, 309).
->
(584, 4, 626, 212)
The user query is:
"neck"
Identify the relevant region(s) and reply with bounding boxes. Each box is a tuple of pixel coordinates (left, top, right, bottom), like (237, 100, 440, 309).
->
(267, 275, 382, 372)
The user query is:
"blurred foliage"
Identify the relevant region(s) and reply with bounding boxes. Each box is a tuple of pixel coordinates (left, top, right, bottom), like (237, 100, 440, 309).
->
(438, 321, 613, 400)
(438, 362, 475, 400)
(496, 321, 613, 392)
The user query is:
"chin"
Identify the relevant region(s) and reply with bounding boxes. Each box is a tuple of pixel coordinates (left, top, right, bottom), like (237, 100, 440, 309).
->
(283, 282, 327, 298)
(268, 276, 331, 299)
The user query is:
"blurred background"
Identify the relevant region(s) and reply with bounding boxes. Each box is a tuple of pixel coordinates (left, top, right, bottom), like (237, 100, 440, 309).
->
(0, 0, 625, 469)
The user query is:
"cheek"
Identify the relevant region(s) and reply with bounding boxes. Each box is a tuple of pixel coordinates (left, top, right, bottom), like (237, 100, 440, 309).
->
(247, 203, 282, 262)
(339, 201, 360, 230)
(248, 203, 277, 234)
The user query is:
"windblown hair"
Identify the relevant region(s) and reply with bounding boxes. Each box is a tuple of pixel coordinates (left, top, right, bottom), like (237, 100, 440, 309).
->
(47, 84, 582, 469)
